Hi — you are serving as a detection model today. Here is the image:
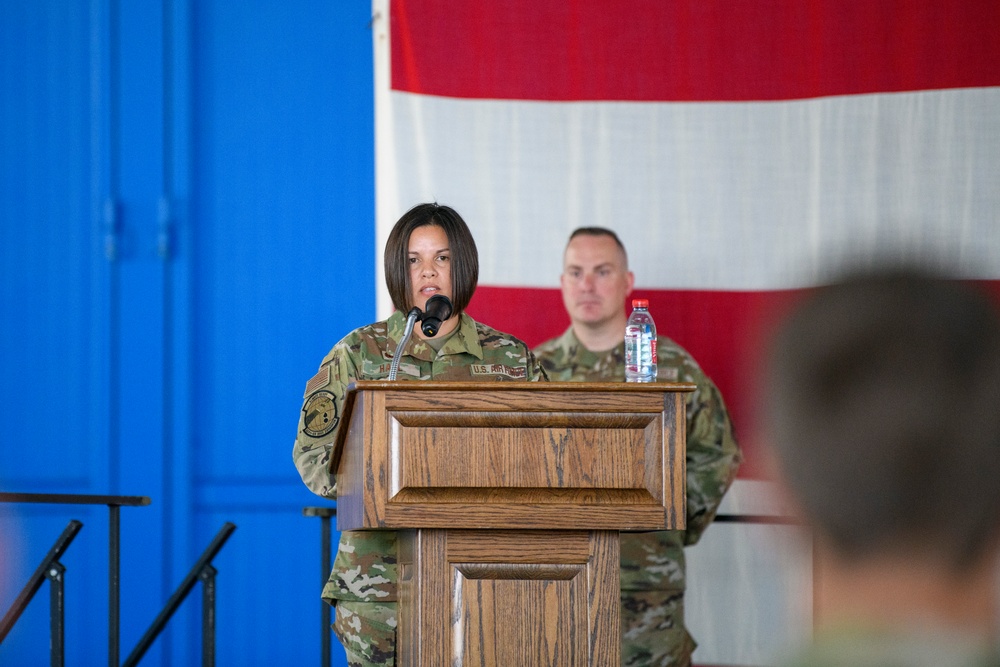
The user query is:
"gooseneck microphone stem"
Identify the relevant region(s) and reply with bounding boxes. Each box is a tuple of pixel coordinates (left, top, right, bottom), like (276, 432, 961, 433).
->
(389, 307, 421, 381)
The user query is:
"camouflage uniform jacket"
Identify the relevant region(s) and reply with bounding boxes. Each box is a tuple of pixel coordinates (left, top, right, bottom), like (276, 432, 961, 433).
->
(294, 310, 546, 603)
(533, 326, 741, 592)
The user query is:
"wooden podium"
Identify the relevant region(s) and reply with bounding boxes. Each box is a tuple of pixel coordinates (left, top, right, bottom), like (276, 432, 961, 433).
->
(332, 381, 692, 666)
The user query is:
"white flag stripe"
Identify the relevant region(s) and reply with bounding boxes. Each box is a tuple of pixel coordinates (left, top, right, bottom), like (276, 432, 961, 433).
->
(382, 87, 1000, 301)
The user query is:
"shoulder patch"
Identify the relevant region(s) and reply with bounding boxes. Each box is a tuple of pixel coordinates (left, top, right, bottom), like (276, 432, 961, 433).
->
(305, 364, 331, 396)
(302, 390, 339, 438)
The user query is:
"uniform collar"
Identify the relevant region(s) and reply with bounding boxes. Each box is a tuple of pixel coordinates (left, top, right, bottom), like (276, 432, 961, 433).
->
(386, 310, 484, 361)
(557, 326, 624, 366)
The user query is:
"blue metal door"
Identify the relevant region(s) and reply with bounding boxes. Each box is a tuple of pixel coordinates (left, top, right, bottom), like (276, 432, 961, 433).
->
(1, 1, 374, 664)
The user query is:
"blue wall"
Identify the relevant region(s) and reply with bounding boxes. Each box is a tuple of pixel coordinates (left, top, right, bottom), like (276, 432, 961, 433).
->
(0, 1, 373, 663)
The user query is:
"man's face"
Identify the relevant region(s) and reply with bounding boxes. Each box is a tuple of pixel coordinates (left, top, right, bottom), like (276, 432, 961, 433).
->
(560, 234, 634, 328)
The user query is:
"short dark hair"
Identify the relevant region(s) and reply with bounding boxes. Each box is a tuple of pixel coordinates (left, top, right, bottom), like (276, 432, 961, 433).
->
(383, 203, 479, 313)
(765, 267, 1000, 571)
(567, 227, 628, 267)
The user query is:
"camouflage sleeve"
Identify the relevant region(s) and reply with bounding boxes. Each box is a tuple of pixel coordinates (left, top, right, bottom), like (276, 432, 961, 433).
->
(683, 368, 742, 545)
(292, 340, 357, 499)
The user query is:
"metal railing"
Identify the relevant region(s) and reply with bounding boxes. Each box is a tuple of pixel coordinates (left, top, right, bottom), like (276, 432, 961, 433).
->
(123, 522, 237, 667)
(0, 492, 237, 666)
(0, 519, 83, 665)
(0, 492, 150, 666)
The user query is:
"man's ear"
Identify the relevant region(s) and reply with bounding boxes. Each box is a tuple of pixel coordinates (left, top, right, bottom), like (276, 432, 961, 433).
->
(626, 271, 635, 293)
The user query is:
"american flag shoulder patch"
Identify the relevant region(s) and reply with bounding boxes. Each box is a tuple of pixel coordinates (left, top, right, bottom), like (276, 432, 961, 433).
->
(305, 364, 331, 396)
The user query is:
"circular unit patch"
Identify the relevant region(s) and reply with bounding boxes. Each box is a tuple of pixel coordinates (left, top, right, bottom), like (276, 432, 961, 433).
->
(302, 390, 339, 438)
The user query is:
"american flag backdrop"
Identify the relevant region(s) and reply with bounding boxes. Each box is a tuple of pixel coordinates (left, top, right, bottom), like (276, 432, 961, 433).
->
(372, 1, 1000, 662)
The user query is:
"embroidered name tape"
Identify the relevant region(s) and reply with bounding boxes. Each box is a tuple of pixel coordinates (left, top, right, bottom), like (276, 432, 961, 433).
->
(470, 363, 526, 379)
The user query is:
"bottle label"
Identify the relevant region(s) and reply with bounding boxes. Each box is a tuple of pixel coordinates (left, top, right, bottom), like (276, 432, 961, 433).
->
(625, 325, 657, 381)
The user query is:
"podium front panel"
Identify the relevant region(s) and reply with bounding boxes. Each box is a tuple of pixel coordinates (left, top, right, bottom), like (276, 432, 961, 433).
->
(398, 529, 620, 667)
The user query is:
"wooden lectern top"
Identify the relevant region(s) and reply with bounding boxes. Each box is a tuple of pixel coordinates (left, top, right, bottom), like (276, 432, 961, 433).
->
(333, 381, 693, 533)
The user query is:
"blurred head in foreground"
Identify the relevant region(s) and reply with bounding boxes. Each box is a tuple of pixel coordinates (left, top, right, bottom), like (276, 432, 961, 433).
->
(764, 266, 1000, 643)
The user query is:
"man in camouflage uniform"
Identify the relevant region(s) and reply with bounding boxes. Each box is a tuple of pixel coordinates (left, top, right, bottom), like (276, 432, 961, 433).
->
(294, 204, 546, 667)
(534, 228, 741, 667)
(765, 268, 1000, 667)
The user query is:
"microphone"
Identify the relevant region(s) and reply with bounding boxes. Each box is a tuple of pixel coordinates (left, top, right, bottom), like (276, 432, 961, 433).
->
(420, 295, 453, 337)
(387, 296, 452, 380)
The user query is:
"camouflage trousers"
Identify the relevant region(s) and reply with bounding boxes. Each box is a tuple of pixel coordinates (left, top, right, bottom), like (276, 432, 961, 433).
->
(331, 592, 692, 667)
(332, 600, 397, 667)
(621, 590, 695, 667)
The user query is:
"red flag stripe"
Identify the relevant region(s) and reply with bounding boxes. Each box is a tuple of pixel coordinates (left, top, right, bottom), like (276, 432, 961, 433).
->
(391, 0, 1000, 101)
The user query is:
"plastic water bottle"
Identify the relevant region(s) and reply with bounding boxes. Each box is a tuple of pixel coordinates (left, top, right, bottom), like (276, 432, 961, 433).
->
(625, 299, 657, 382)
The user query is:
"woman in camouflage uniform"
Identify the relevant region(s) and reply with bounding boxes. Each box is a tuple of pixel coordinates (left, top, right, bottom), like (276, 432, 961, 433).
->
(293, 203, 546, 666)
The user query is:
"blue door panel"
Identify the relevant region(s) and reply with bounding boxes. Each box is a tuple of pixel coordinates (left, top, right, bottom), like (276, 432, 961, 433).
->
(189, 0, 374, 484)
(0, 1, 114, 663)
(0, 0, 100, 490)
(184, 3, 372, 662)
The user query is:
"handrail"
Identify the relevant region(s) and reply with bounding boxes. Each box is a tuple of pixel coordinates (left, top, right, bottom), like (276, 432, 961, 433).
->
(0, 519, 84, 658)
(122, 522, 237, 667)
(0, 492, 151, 666)
(0, 492, 150, 507)
(714, 513, 801, 525)
(303, 506, 337, 667)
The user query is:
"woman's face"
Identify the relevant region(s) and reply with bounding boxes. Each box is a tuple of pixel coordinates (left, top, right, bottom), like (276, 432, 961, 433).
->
(408, 224, 453, 312)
